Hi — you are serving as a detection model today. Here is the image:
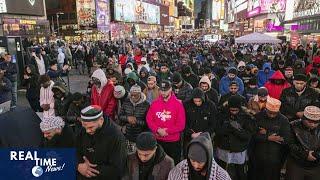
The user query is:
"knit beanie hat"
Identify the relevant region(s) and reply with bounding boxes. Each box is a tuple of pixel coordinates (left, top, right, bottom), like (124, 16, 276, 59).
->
(114, 85, 126, 99)
(188, 143, 207, 163)
(130, 84, 142, 93)
(172, 72, 183, 84)
(40, 116, 65, 132)
(228, 95, 242, 109)
(191, 88, 205, 101)
(228, 67, 238, 75)
(81, 105, 103, 122)
(304, 106, 320, 121)
(257, 87, 268, 97)
(136, 132, 157, 150)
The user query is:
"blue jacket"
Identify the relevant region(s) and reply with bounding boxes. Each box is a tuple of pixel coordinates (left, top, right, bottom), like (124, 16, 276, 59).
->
(219, 75, 245, 96)
(257, 63, 275, 87)
(0, 77, 12, 104)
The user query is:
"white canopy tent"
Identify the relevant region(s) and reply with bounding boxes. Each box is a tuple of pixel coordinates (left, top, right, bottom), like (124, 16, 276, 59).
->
(235, 32, 282, 44)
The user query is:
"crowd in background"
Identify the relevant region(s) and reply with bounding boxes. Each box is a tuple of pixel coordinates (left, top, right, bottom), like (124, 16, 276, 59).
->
(0, 37, 320, 180)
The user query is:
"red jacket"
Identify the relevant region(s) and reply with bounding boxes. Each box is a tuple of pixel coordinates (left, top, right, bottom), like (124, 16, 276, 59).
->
(134, 55, 142, 65)
(91, 81, 117, 119)
(264, 70, 291, 100)
(119, 54, 127, 69)
(306, 56, 320, 75)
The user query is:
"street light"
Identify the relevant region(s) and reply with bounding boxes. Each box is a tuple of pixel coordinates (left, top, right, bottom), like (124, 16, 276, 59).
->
(56, 12, 64, 37)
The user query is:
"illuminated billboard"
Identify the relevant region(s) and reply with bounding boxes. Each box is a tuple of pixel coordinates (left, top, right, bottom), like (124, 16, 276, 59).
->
(114, 0, 160, 24)
(76, 0, 96, 28)
(96, 0, 110, 32)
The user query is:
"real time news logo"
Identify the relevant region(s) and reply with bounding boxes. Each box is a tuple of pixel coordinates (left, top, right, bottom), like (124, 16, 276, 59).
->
(10, 150, 66, 177)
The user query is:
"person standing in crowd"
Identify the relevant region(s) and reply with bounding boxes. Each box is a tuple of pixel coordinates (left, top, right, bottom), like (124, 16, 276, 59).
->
(306, 54, 320, 75)
(57, 48, 65, 71)
(113, 85, 127, 123)
(66, 93, 89, 133)
(280, 74, 319, 121)
(247, 87, 270, 114)
(157, 63, 173, 83)
(119, 85, 150, 154)
(244, 78, 258, 101)
(309, 76, 320, 93)
(139, 66, 150, 85)
(264, 70, 291, 100)
(77, 105, 127, 180)
(123, 132, 175, 180)
(52, 82, 73, 119)
(30, 48, 49, 75)
(22, 65, 41, 112)
(47, 61, 69, 82)
(286, 106, 320, 180)
(0, 69, 11, 104)
(203, 67, 220, 92)
(168, 132, 231, 180)
(40, 116, 75, 148)
(91, 68, 117, 120)
(199, 75, 219, 105)
(215, 95, 256, 180)
(182, 65, 199, 89)
(172, 72, 193, 102)
(39, 75, 55, 118)
(219, 81, 246, 108)
(257, 63, 275, 87)
(219, 67, 244, 96)
(0, 53, 17, 108)
(183, 88, 217, 155)
(284, 67, 294, 85)
(65, 44, 72, 65)
(146, 80, 185, 164)
(125, 71, 146, 92)
(143, 76, 159, 104)
(250, 98, 290, 180)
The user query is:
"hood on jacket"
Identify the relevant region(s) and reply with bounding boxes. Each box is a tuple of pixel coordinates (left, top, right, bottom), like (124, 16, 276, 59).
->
(92, 68, 107, 89)
(139, 66, 149, 75)
(191, 88, 206, 102)
(129, 92, 146, 106)
(52, 81, 68, 96)
(294, 60, 306, 68)
(58, 48, 63, 54)
(187, 132, 213, 179)
(237, 61, 246, 69)
(126, 72, 139, 83)
(262, 62, 272, 71)
(269, 70, 286, 80)
(312, 56, 320, 64)
(199, 76, 211, 89)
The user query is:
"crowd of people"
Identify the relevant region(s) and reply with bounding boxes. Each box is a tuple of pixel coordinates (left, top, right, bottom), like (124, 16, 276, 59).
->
(1, 37, 320, 180)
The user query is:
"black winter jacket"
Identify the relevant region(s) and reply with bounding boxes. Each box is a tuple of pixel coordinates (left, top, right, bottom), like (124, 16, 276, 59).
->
(119, 94, 150, 142)
(76, 119, 127, 180)
(280, 87, 319, 121)
(287, 120, 320, 168)
(184, 98, 217, 142)
(214, 107, 257, 152)
(252, 111, 290, 164)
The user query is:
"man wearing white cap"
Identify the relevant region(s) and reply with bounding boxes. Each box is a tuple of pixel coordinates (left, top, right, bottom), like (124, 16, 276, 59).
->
(40, 116, 75, 148)
(250, 97, 290, 180)
(286, 106, 320, 180)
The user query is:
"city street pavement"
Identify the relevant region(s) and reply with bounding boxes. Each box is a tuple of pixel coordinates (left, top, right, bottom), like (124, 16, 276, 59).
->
(17, 69, 90, 108)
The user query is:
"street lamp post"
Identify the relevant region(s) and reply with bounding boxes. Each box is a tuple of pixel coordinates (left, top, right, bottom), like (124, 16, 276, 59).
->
(56, 12, 64, 37)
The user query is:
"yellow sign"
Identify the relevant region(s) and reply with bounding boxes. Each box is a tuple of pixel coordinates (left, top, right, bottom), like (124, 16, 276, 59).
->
(19, 20, 37, 25)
